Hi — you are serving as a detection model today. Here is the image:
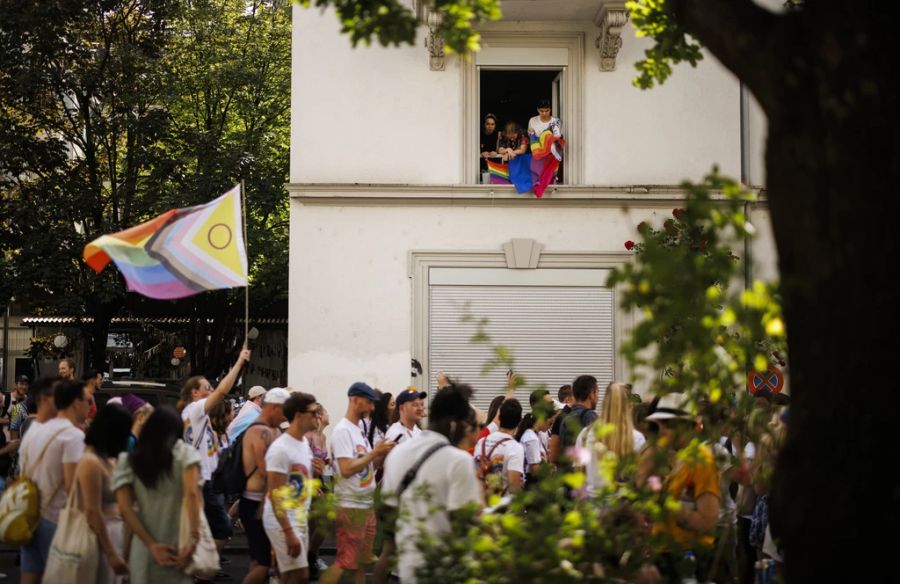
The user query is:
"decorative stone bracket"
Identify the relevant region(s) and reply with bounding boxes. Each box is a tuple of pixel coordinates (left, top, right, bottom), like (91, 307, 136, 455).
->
(425, 10, 446, 71)
(594, 3, 629, 72)
(414, 1, 445, 71)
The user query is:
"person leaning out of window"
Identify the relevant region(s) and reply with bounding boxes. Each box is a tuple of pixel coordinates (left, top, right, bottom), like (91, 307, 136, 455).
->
(498, 122, 529, 162)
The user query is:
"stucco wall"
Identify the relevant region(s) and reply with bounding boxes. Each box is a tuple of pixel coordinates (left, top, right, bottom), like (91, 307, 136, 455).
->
(287, 200, 778, 423)
(291, 6, 766, 187)
(288, 4, 776, 418)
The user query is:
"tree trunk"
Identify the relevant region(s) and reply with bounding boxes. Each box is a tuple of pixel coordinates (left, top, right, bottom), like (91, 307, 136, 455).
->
(665, 3, 898, 579)
(82, 298, 120, 374)
(765, 105, 899, 581)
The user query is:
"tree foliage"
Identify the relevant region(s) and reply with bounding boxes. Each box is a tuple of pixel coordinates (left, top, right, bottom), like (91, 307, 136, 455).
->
(295, 0, 502, 54)
(609, 170, 786, 411)
(414, 175, 786, 582)
(0, 0, 291, 373)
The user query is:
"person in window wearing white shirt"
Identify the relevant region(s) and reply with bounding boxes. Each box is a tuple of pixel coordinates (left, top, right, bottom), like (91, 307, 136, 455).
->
(263, 391, 321, 584)
(320, 383, 395, 584)
(176, 345, 251, 551)
(380, 382, 482, 584)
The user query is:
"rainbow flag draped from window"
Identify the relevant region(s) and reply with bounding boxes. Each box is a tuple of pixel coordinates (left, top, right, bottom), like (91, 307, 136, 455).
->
(83, 185, 248, 299)
(487, 156, 533, 194)
(530, 129, 565, 198)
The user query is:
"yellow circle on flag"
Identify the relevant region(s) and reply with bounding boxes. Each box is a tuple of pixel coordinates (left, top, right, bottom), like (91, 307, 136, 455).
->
(207, 223, 233, 250)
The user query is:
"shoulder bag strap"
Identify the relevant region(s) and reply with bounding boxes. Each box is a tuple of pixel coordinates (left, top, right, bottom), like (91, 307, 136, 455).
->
(193, 418, 209, 450)
(485, 437, 512, 462)
(21, 426, 69, 478)
(242, 421, 269, 479)
(397, 442, 450, 499)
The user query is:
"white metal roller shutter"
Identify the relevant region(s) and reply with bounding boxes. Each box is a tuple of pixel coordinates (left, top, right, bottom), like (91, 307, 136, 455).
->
(429, 285, 615, 412)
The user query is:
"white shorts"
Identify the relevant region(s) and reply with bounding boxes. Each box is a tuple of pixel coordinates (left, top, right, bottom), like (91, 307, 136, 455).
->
(263, 522, 309, 573)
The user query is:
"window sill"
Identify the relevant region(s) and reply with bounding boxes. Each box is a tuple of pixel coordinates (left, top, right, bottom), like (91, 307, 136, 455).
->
(286, 182, 766, 205)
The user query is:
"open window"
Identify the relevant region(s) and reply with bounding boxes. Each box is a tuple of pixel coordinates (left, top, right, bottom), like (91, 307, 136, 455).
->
(463, 32, 585, 186)
(479, 68, 566, 184)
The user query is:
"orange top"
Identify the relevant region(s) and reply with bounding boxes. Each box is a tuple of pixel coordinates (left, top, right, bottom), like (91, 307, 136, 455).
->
(654, 444, 720, 548)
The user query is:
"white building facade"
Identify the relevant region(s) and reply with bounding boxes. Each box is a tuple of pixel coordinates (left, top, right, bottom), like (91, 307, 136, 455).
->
(288, 1, 776, 417)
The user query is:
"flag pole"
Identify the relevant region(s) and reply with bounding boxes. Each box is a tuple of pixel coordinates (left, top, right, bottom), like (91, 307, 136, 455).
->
(241, 180, 249, 342)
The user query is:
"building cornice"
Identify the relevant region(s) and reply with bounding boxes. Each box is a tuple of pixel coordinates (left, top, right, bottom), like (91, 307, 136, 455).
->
(286, 183, 767, 207)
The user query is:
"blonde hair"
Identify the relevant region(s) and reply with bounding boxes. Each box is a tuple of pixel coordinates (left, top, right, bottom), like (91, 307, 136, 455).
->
(599, 382, 635, 457)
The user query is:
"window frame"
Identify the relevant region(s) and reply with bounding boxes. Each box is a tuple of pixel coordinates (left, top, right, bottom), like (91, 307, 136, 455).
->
(462, 31, 585, 186)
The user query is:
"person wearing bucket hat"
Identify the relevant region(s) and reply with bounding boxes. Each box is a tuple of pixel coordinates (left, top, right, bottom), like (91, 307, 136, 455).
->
(384, 387, 426, 445)
(321, 383, 396, 584)
(640, 392, 721, 582)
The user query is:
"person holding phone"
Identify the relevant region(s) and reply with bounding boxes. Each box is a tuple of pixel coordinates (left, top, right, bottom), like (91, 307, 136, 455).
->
(384, 388, 426, 444)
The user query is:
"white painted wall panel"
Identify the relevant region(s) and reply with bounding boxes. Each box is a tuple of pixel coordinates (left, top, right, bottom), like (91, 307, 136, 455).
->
(291, 5, 461, 184)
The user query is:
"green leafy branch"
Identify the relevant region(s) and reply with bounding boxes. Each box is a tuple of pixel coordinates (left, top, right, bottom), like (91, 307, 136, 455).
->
(626, 0, 704, 89)
(294, 0, 502, 54)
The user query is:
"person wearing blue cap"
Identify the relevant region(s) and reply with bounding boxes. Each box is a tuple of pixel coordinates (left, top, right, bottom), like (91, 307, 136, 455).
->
(320, 382, 396, 584)
(384, 387, 426, 444)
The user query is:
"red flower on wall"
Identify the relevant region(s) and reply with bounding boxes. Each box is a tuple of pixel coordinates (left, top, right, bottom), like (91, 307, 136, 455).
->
(673, 208, 686, 219)
(625, 240, 635, 250)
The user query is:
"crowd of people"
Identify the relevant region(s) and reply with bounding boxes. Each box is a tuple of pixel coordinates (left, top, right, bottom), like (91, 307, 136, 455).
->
(1, 355, 788, 584)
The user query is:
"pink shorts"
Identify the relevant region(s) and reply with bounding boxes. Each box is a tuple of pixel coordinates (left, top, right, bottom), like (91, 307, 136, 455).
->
(335, 507, 376, 571)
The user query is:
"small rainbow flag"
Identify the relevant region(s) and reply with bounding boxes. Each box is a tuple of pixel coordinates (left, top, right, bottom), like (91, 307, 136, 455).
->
(487, 159, 510, 184)
(83, 186, 248, 299)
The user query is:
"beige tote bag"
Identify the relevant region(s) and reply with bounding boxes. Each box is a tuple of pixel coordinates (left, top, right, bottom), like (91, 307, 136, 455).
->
(44, 478, 100, 584)
(178, 499, 219, 579)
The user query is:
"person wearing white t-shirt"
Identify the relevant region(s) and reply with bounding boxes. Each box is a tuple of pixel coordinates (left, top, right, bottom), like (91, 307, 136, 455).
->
(383, 388, 425, 445)
(177, 345, 251, 550)
(516, 399, 554, 480)
(263, 391, 321, 584)
(474, 399, 526, 494)
(320, 383, 395, 584)
(373, 387, 425, 582)
(381, 383, 482, 584)
(527, 100, 563, 159)
(18, 378, 90, 582)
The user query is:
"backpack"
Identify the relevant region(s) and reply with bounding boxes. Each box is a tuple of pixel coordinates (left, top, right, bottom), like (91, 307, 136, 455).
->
(211, 421, 266, 496)
(477, 436, 512, 496)
(0, 426, 67, 545)
(559, 405, 597, 451)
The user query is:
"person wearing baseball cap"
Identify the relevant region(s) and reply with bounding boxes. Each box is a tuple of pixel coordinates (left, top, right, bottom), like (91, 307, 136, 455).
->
(384, 387, 426, 445)
(642, 393, 720, 581)
(238, 386, 290, 584)
(321, 382, 395, 584)
(226, 386, 268, 442)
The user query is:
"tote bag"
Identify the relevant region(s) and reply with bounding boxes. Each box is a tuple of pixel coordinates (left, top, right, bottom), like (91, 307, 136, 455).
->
(178, 499, 219, 579)
(44, 478, 99, 584)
